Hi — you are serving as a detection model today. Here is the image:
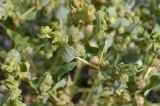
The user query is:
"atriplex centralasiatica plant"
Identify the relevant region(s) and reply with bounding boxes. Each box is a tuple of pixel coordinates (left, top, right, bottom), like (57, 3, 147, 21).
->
(0, 0, 160, 106)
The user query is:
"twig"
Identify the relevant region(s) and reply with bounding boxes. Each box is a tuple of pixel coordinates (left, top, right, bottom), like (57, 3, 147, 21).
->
(144, 67, 154, 80)
(76, 57, 101, 71)
(73, 60, 82, 84)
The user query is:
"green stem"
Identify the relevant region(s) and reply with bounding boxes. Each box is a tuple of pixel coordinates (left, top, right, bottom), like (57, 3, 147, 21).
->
(83, 88, 93, 106)
(99, 50, 104, 65)
(76, 57, 101, 71)
(78, 88, 91, 92)
(144, 67, 154, 79)
(73, 60, 82, 84)
(21, 7, 36, 20)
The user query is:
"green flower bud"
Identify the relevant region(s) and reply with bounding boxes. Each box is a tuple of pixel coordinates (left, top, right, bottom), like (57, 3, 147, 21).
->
(71, 0, 81, 8)
(51, 31, 68, 45)
(38, 72, 54, 93)
(70, 3, 96, 24)
(7, 99, 26, 106)
(121, 91, 131, 102)
(39, 26, 52, 39)
(120, 74, 129, 82)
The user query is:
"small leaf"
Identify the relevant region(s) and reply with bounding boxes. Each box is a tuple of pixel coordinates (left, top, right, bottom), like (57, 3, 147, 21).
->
(129, 21, 142, 35)
(52, 79, 66, 90)
(6, 29, 29, 46)
(103, 32, 114, 53)
(144, 75, 160, 96)
(55, 5, 69, 24)
(107, 7, 117, 17)
(120, 18, 130, 27)
(0, 3, 5, 18)
(5, 49, 21, 63)
(95, 10, 107, 33)
(114, 80, 127, 90)
(151, 24, 160, 39)
(25, 11, 37, 21)
(148, 75, 160, 89)
(52, 62, 77, 81)
(29, 78, 39, 94)
(40, 0, 50, 7)
(61, 44, 79, 62)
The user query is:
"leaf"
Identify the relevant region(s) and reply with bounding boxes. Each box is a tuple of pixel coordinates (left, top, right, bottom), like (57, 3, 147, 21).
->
(111, 18, 130, 29)
(144, 75, 160, 96)
(61, 44, 79, 62)
(29, 78, 39, 94)
(95, 10, 107, 32)
(151, 24, 160, 39)
(114, 80, 128, 90)
(129, 21, 142, 35)
(6, 29, 29, 46)
(120, 18, 130, 27)
(148, 75, 160, 89)
(5, 49, 21, 63)
(124, 0, 135, 12)
(55, 5, 69, 24)
(52, 79, 66, 90)
(107, 7, 117, 17)
(0, 3, 5, 18)
(103, 32, 114, 53)
(25, 11, 37, 21)
(40, 0, 50, 7)
(52, 62, 77, 81)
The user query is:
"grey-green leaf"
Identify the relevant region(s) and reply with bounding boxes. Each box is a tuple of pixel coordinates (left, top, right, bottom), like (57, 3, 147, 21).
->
(144, 75, 160, 96)
(61, 44, 79, 62)
(52, 62, 77, 81)
(52, 79, 66, 90)
(103, 32, 114, 53)
(151, 24, 160, 39)
(5, 49, 21, 63)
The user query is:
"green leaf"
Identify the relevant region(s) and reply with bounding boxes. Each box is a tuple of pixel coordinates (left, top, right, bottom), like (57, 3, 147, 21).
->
(107, 7, 117, 17)
(52, 62, 77, 81)
(61, 44, 79, 62)
(120, 18, 130, 27)
(144, 75, 160, 96)
(55, 5, 69, 24)
(5, 49, 21, 63)
(129, 21, 142, 35)
(29, 78, 39, 94)
(25, 11, 37, 21)
(151, 24, 160, 39)
(103, 32, 114, 53)
(40, 0, 50, 7)
(148, 75, 160, 88)
(95, 10, 107, 33)
(6, 29, 29, 46)
(52, 79, 66, 90)
(0, 3, 5, 18)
